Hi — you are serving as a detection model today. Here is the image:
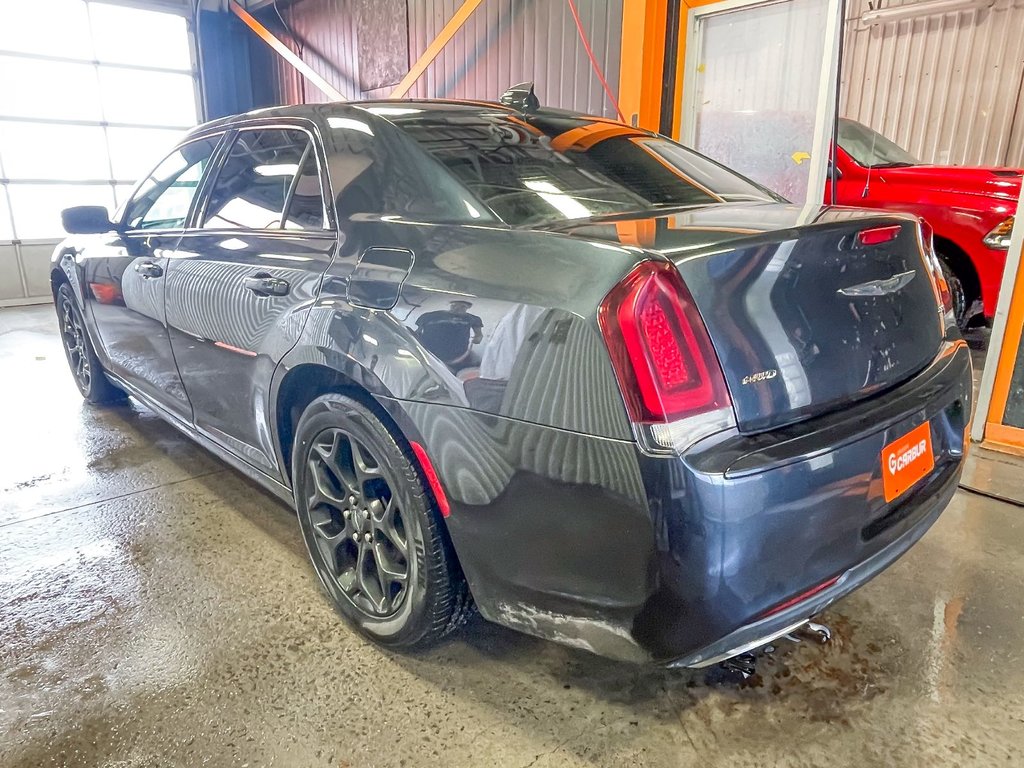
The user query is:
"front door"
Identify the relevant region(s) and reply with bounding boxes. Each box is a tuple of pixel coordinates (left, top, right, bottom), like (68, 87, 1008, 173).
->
(85, 135, 221, 420)
(165, 125, 337, 477)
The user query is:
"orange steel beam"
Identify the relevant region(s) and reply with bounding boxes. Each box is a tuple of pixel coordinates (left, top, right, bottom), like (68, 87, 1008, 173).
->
(390, 0, 486, 99)
(617, 0, 668, 131)
(229, 0, 345, 101)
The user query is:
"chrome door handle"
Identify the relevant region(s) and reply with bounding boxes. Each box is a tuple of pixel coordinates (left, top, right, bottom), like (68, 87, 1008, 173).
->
(243, 273, 290, 297)
(134, 261, 163, 278)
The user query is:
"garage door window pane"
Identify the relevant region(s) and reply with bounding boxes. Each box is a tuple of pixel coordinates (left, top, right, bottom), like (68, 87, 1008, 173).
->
(0, 0, 93, 60)
(107, 126, 188, 183)
(0, 190, 14, 241)
(0, 122, 110, 181)
(98, 68, 197, 127)
(89, 4, 192, 70)
(7, 183, 116, 240)
(0, 57, 103, 122)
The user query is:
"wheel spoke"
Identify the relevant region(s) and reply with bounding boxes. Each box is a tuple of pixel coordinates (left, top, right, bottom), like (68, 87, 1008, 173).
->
(310, 518, 348, 568)
(337, 566, 358, 594)
(373, 498, 408, 557)
(313, 429, 340, 464)
(356, 545, 386, 613)
(306, 458, 348, 510)
(348, 436, 383, 487)
(313, 429, 364, 499)
(373, 540, 408, 582)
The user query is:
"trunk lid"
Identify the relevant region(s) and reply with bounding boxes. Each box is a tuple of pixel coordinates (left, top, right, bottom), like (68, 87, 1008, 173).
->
(559, 204, 944, 433)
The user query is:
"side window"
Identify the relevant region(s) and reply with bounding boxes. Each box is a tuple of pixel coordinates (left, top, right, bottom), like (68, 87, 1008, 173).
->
(283, 151, 327, 230)
(124, 137, 218, 230)
(202, 128, 327, 230)
(323, 113, 494, 224)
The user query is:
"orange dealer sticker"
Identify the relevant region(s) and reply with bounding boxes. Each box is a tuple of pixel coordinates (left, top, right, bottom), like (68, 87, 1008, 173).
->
(882, 421, 935, 503)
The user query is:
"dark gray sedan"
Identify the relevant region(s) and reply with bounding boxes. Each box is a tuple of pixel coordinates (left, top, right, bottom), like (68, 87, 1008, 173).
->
(52, 95, 972, 667)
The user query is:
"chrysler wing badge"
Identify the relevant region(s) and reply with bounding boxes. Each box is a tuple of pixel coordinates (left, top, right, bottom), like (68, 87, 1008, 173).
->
(837, 270, 915, 297)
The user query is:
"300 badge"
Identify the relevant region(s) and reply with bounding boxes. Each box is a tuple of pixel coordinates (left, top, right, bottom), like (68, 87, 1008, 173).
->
(742, 368, 778, 385)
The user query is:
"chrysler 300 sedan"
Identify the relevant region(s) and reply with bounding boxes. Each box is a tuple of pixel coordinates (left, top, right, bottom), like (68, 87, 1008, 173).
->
(52, 93, 972, 667)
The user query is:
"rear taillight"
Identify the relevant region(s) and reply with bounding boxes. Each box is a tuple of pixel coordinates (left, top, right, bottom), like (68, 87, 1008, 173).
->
(599, 261, 731, 425)
(918, 219, 955, 322)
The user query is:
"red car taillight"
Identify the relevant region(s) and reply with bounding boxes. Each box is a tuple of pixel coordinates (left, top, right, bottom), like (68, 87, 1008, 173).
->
(856, 224, 901, 247)
(599, 261, 731, 424)
(919, 219, 955, 318)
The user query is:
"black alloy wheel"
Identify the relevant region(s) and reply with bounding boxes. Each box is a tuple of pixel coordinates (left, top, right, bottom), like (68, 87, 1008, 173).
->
(55, 283, 125, 404)
(292, 394, 471, 648)
(59, 290, 91, 394)
(305, 427, 410, 617)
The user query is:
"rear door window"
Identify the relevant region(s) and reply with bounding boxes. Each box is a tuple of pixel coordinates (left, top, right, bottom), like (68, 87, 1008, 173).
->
(201, 128, 328, 230)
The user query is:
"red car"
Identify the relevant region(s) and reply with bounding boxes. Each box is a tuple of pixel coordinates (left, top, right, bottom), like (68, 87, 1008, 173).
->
(827, 118, 1020, 327)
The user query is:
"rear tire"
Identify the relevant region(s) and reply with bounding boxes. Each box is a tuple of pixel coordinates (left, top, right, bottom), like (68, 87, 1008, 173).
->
(55, 282, 126, 404)
(292, 393, 469, 649)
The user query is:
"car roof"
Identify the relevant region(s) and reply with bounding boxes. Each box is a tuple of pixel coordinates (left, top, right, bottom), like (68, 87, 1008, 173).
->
(185, 99, 625, 141)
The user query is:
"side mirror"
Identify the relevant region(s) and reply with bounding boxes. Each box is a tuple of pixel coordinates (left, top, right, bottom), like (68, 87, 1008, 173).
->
(62, 205, 115, 235)
(827, 161, 843, 180)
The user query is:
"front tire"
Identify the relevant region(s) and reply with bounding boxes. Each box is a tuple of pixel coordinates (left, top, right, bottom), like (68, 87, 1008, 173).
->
(55, 282, 126, 404)
(292, 393, 469, 649)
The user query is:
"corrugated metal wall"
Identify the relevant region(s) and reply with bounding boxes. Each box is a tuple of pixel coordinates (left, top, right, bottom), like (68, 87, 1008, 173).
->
(841, 0, 1024, 167)
(406, 0, 622, 117)
(263, 0, 623, 118)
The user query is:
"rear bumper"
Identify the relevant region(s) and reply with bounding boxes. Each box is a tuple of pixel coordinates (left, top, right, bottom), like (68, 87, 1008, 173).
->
(410, 338, 971, 665)
(667, 467, 956, 667)
(634, 337, 972, 663)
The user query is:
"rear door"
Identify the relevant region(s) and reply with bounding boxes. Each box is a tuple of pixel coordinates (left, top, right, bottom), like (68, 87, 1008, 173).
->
(84, 135, 222, 421)
(165, 123, 337, 478)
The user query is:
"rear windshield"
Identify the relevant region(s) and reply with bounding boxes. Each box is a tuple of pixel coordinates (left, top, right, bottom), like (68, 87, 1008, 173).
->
(393, 112, 777, 227)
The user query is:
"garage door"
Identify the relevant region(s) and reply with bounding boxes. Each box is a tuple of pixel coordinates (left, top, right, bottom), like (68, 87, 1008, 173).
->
(0, 0, 200, 306)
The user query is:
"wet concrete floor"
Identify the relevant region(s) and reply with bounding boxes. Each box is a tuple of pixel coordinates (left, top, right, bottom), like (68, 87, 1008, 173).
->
(2, 304, 1023, 767)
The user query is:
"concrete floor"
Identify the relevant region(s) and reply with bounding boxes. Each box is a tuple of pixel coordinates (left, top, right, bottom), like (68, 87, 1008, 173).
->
(2, 303, 1023, 768)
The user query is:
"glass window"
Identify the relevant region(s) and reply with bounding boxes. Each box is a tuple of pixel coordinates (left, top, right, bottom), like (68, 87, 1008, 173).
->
(838, 119, 920, 169)
(0, 2, 200, 247)
(124, 137, 219, 230)
(283, 152, 327, 230)
(89, 4, 192, 70)
(107, 126, 188, 182)
(0, 0, 93, 60)
(114, 184, 136, 209)
(203, 129, 324, 230)
(0, 56, 103, 122)
(0, 189, 14, 241)
(393, 113, 773, 227)
(325, 111, 494, 224)
(98, 68, 197, 127)
(636, 139, 781, 203)
(0, 122, 110, 181)
(8, 183, 116, 240)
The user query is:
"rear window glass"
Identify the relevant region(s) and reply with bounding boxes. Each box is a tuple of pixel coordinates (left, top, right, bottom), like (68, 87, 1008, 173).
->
(393, 113, 776, 227)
